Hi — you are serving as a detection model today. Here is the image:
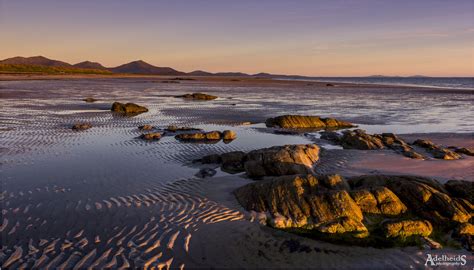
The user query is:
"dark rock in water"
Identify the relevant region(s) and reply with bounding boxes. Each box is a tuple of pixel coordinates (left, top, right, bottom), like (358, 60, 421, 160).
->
(320, 131, 342, 143)
(111, 102, 148, 115)
(413, 139, 461, 160)
(138, 125, 154, 131)
(326, 83, 335, 87)
(235, 173, 472, 248)
(222, 130, 237, 140)
(175, 131, 222, 141)
(384, 220, 433, 238)
(139, 132, 162, 141)
(72, 123, 92, 130)
(244, 144, 320, 178)
(266, 115, 354, 129)
(445, 180, 474, 203)
(221, 151, 246, 173)
(200, 154, 222, 164)
(175, 92, 217, 100)
(161, 80, 180, 84)
(195, 168, 217, 178)
(83, 97, 97, 103)
(448, 146, 474, 156)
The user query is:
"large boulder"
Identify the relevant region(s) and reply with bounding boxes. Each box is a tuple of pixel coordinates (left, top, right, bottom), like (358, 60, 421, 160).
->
(220, 151, 246, 173)
(350, 186, 407, 216)
(111, 102, 148, 114)
(244, 144, 320, 178)
(340, 129, 385, 150)
(234, 174, 366, 236)
(265, 115, 354, 129)
(384, 220, 433, 238)
(349, 175, 471, 224)
(175, 93, 217, 100)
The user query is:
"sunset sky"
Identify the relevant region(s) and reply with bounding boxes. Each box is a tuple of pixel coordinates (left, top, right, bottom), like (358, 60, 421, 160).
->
(1, 0, 473, 76)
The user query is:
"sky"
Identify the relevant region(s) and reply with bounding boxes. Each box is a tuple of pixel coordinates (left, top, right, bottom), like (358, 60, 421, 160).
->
(0, 0, 473, 76)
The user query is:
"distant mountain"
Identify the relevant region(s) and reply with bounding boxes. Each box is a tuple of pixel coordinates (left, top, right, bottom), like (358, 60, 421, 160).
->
(73, 61, 107, 70)
(110, 60, 185, 75)
(0, 56, 72, 67)
(214, 72, 250, 77)
(187, 70, 214, 76)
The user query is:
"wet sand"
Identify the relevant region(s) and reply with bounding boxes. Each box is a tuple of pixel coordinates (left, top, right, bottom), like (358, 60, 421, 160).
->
(1, 76, 473, 269)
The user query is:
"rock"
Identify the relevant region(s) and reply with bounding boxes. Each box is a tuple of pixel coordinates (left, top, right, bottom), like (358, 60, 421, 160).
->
(138, 125, 154, 131)
(413, 139, 461, 160)
(350, 186, 407, 216)
(139, 132, 162, 141)
(72, 123, 92, 130)
(175, 93, 218, 100)
(222, 130, 237, 141)
(349, 175, 471, 224)
(384, 220, 433, 238)
(111, 102, 148, 114)
(326, 83, 335, 87)
(175, 131, 222, 141)
(195, 168, 217, 178)
(422, 237, 443, 249)
(220, 151, 246, 173)
(320, 131, 342, 143)
(265, 115, 354, 129)
(449, 147, 474, 156)
(340, 129, 385, 150)
(200, 154, 222, 164)
(244, 144, 320, 178)
(445, 180, 474, 203)
(83, 97, 97, 102)
(455, 223, 474, 251)
(234, 174, 365, 234)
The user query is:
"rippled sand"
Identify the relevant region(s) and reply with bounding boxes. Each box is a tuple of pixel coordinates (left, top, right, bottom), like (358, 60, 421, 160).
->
(1, 77, 473, 268)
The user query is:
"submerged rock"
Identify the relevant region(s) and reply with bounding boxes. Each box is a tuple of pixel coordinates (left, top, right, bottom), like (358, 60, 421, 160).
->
(165, 125, 202, 132)
(139, 132, 162, 141)
(72, 123, 92, 130)
(111, 102, 148, 115)
(195, 168, 217, 178)
(175, 93, 218, 100)
(83, 97, 97, 103)
(265, 115, 354, 129)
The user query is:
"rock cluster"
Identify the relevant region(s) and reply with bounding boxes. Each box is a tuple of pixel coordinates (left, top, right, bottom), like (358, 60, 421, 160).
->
(111, 102, 148, 115)
(234, 174, 473, 248)
(72, 123, 92, 130)
(322, 129, 468, 160)
(175, 93, 218, 100)
(413, 139, 461, 160)
(265, 115, 354, 129)
(199, 144, 320, 178)
(175, 130, 236, 142)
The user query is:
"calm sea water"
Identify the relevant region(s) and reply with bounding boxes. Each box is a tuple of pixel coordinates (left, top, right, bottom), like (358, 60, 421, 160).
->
(310, 77, 474, 90)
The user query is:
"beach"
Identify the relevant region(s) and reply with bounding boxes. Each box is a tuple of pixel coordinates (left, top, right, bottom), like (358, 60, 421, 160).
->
(1, 75, 473, 269)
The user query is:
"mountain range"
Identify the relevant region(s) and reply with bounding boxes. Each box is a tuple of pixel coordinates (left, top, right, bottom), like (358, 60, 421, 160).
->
(0, 56, 254, 77)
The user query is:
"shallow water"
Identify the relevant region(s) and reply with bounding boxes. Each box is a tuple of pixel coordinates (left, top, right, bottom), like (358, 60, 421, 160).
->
(0, 78, 473, 268)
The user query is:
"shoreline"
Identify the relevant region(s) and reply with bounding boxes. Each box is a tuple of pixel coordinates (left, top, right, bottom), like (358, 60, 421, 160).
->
(1, 73, 473, 92)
